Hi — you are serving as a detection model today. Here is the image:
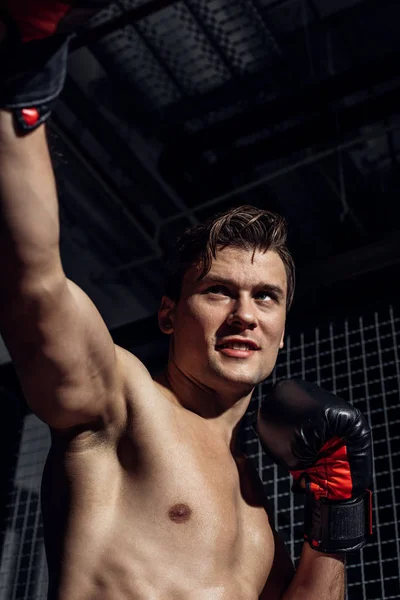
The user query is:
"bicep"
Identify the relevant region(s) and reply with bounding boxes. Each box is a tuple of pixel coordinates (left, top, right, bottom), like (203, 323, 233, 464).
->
(1, 275, 121, 429)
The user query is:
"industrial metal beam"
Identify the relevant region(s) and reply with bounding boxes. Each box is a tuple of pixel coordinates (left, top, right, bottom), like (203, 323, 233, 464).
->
(298, 230, 400, 289)
(159, 83, 400, 194)
(161, 49, 400, 153)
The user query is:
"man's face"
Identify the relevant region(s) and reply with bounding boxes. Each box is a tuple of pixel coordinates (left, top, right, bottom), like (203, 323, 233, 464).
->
(161, 247, 288, 395)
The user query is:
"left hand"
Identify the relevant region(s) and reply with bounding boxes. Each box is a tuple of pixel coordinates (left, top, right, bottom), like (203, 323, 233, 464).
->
(255, 379, 373, 553)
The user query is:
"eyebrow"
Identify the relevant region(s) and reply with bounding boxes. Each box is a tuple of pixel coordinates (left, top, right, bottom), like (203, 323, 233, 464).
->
(199, 276, 286, 299)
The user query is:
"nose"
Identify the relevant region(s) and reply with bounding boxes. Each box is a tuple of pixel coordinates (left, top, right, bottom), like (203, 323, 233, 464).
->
(226, 296, 257, 330)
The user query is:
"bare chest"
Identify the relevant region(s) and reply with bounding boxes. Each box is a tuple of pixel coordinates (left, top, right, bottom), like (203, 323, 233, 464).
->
(43, 413, 274, 596)
(132, 418, 273, 584)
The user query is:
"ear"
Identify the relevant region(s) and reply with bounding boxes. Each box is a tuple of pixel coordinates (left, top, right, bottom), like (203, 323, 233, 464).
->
(158, 296, 176, 334)
(279, 328, 285, 349)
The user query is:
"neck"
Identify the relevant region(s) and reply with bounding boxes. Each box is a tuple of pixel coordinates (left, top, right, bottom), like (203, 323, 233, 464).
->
(155, 359, 254, 446)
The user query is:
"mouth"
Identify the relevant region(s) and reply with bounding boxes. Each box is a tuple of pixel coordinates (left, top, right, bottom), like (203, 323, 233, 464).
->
(215, 341, 260, 357)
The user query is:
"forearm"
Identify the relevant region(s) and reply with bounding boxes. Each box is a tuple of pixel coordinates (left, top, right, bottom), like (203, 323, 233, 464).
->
(0, 110, 62, 290)
(282, 544, 345, 600)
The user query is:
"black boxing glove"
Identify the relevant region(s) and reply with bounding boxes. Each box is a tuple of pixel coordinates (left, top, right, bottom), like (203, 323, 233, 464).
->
(255, 379, 373, 553)
(0, 0, 110, 133)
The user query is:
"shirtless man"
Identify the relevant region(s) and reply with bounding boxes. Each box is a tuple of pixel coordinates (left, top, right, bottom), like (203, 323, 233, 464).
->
(0, 3, 372, 599)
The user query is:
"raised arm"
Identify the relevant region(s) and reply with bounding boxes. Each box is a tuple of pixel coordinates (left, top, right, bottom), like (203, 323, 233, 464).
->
(0, 2, 134, 431)
(0, 109, 126, 430)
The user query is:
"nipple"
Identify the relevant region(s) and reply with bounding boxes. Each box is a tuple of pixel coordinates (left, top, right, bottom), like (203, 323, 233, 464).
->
(168, 503, 192, 523)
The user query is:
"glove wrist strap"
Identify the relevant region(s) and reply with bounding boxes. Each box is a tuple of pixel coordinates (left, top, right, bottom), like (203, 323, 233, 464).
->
(304, 490, 373, 553)
(0, 33, 70, 133)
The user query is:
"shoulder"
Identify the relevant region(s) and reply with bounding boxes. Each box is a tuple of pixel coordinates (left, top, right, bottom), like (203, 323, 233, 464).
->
(115, 345, 153, 383)
(115, 346, 175, 417)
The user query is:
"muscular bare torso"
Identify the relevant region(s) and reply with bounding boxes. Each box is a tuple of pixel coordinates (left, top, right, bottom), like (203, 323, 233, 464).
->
(41, 353, 275, 600)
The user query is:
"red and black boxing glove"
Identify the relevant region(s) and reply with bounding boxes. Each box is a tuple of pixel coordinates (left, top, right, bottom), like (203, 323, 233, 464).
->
(0, 1, 110, 132)
(255, 379, 373, 553)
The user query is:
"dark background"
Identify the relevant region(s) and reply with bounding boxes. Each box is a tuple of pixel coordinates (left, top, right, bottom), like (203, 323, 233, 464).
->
(0, 0, 399, 598)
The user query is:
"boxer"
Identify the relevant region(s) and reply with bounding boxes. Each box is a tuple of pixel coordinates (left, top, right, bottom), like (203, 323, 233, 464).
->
(0, 3, 372, 598)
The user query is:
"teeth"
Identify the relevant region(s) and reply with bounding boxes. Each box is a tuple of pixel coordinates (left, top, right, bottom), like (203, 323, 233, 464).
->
(220, 343, 254, 350)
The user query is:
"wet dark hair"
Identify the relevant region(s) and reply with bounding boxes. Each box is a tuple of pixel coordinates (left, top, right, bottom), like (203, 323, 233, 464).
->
(165, 205, 295, 310)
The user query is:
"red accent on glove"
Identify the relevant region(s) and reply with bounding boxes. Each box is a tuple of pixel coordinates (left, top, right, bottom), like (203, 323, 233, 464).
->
(1, 1, 71, 42)
(21, 107, 40, 126)
(290, 436, 353, 501)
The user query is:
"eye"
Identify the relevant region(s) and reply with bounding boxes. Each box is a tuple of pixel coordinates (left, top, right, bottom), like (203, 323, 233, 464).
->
(205, 285, 230, 296)
(255, 290, 274, 302)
